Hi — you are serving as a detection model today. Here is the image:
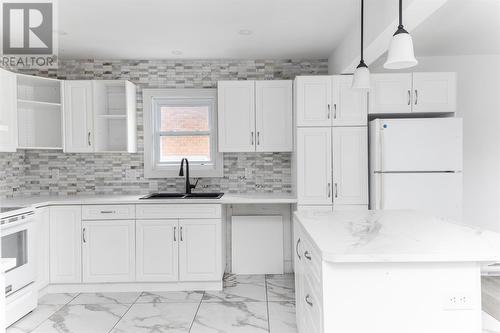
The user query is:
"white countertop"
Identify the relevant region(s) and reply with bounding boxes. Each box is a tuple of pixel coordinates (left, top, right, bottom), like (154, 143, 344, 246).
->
(294, 209, 500, 264)
(0, 193, 296, 218)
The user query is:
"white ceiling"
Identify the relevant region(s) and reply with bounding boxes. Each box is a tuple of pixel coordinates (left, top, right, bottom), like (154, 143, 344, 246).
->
(57, 0, 360, 60)
(411, 0, 500, 56)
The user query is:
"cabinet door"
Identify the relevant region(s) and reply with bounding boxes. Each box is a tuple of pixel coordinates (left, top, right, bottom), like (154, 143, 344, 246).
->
(0, 69, 18, 152)
(255, 80, 293, 152)
(179, 219, 222, 281)
(293, 222, 305, 333)
(63, 81, 94, 152)
(136, 220, 178, 282)
(49, 206, 82, 283)
(295, 76, 332, 127)
(296, 127, 333, 206)
(82, 220, 135, 283)
(35, 207, 50, 291)
(332, 75, 367, 126)
(333, 127, 368, 205)
(412, 72, 457, 113)
(218, 81, 255, 152)
(369, 74, 412, 114)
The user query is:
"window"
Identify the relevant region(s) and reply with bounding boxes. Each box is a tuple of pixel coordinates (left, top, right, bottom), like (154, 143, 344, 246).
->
(143, 89, 223, 178)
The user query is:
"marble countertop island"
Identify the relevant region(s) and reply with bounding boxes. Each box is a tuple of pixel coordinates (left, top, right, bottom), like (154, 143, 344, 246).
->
(294, 209, 500, 264)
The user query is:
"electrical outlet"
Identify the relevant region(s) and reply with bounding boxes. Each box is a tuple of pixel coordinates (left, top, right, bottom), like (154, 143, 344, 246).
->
(51, 169, 60, 181)
(443, 294, 474, 310)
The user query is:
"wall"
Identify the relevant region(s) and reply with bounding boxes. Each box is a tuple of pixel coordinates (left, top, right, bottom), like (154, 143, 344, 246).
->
(373, 54, 500, 233)
(0, 59, 328, 198)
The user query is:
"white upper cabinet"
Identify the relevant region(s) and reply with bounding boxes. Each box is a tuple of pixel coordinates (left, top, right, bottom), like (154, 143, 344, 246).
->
(218, 81, 256, 152)
(255, 80, 293, 152)
(136, 219, 179, 282)
(412, 72, 457, 113)
(332, 76, 368, 126)
(296, 127, 333, 206)
(295, 76, 332, 127)
(64, 80, 137, 153)
(178, 219, 222, 281)
(82, 219, 136, 283)
(369, 73, 457, 114)
(49, 206, 82, 284)
(333, 127, 368, 205)
(369, 74, 413, 114)
(0, 69, 18, 152)
(63, 80, 94, 152)
(218, 80, 292, 152)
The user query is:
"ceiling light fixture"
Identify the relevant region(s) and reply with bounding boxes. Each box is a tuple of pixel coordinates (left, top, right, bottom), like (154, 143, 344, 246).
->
(384, 0, 418, 69)
(172, 50, 183, 56)
(238, 29, 253, 36)
(352, 0, 370, 89)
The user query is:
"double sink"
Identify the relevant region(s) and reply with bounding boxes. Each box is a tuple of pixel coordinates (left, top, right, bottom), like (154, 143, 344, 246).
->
(140, 192, 224, 200)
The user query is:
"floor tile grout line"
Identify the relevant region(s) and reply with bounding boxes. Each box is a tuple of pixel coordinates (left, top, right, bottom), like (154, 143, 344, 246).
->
(188, 291, 205, 333)
(106, 291, 143, 333)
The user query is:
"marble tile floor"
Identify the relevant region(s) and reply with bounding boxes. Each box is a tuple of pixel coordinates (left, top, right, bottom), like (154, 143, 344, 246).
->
(7, 274, 296, 333)
(7, 274, 500, 333)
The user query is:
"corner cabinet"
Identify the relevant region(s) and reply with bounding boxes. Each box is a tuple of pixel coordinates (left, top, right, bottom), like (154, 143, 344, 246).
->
(218, 80, 292, 152)
(369, 72, 456, 114)
(0, 68, 18, 152)
(63, 80, 137, 153)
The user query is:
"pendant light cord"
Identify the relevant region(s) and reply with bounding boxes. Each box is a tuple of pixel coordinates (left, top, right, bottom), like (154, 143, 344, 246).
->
(360, 0, 364, 61)
(399, 0, 403, 29)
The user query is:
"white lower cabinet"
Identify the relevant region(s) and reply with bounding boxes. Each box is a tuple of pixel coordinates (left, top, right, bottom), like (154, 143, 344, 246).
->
(136, 220, 178, 282)
(49, 206, 82, 284)
(35, 207, 50, 291)
(82, 220, 135, 283)
(179, 219, 222, 281)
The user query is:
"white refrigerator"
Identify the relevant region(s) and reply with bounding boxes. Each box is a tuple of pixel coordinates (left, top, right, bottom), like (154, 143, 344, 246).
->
(370, 118, 463, 222)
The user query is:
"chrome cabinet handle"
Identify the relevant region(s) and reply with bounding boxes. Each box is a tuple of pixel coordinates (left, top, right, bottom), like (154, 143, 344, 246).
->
(295, 238, 301, 260)
(257, 132, 260, 145)
(407, 90, 411, 105)
(180, 226, 183, 241)
(87, 132, 91, 146)
(327, 183, 331, 198)
(100, 210, 115, 214)
(305, 294, 313, 306)
(327, 104, 331, 119)
(251, 132, 254, 145)
(334, 183, 338, 198)
(414, 89, 418, 105)
(304, 251, 312, 261)
(334, 103, 337, 119)
(83, 228, 86, 243)
(174, 226, 177, 242)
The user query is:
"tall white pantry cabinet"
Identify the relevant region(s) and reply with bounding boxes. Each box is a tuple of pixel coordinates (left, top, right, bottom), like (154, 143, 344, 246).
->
(294, 75, 369, 211)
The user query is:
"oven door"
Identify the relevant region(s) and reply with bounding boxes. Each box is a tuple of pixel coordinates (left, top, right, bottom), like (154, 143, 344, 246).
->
(1, 217, 35, 297)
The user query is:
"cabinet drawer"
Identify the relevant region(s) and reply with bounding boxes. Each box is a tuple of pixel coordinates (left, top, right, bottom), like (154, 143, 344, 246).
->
(303, 271, 323, 333)
(301, 233, 322, 282)
(82, 205, 135, 220)
(136, 204, 222, 219)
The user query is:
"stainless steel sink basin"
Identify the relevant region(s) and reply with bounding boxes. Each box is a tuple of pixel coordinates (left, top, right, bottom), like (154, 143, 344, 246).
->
(140, 192, 224, 199)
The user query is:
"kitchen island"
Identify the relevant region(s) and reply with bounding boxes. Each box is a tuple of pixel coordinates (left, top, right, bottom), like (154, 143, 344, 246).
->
(293, 209, 500, 333)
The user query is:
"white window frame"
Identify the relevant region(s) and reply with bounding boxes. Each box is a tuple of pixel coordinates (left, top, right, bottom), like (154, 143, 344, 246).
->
(143, 88, 223, 178)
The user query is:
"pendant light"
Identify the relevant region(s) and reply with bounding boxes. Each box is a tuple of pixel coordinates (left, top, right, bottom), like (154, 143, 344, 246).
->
(352, 0, 370, 89)
(384, 0, 418, 69)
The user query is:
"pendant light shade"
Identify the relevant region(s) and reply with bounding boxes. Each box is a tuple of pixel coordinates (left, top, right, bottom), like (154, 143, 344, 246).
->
(384, 0, 418, 69)
(352, 61, 370, 89)
(352, 0, 370, 89)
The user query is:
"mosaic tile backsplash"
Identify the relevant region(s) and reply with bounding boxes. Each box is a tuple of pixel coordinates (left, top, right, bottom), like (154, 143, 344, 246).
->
(0, 59, 328, 198)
